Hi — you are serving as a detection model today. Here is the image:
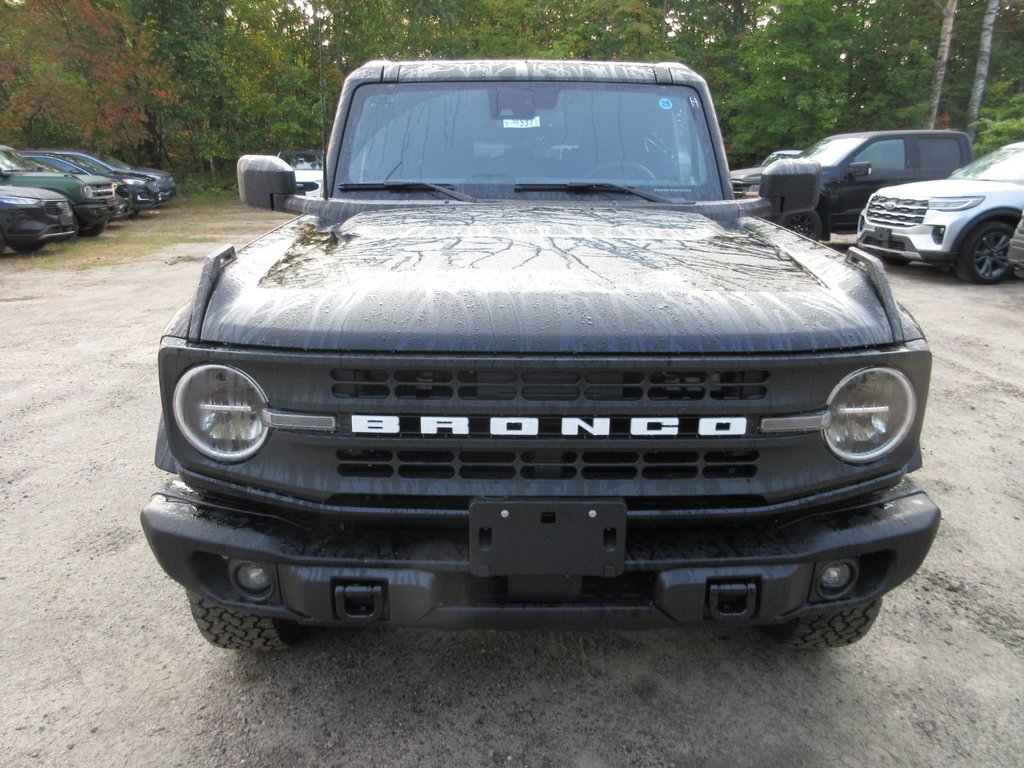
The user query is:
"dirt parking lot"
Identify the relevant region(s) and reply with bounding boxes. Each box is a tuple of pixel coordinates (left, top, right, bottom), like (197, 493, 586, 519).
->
(1, 204, 1022, 768)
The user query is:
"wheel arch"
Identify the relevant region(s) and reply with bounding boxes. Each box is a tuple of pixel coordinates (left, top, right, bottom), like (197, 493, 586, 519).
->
(949, 207, 1021, 254)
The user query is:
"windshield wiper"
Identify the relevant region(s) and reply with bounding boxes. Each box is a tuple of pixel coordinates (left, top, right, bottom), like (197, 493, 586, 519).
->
(514, 182, 675, 203)
(337, 181, 475, 202)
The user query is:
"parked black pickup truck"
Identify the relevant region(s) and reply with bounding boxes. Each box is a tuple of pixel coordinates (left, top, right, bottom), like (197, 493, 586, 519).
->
(142, 60, 939, 651)
(768, 130, 973, 241)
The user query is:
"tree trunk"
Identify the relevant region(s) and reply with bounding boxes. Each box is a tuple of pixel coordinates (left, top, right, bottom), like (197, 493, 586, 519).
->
(925, 0, 957, 129)
(965, 0, 999, 141)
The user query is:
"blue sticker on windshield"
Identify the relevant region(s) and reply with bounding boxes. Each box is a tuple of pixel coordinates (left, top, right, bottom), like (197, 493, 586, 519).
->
(659, 98, 673, 110)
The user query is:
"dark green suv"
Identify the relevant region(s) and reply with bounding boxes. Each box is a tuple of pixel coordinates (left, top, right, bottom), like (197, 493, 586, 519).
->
(0, 145, 115, 236)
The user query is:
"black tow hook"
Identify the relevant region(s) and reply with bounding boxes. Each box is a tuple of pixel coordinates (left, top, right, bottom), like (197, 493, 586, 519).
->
(707, 580, 758, 620)
(335, 583, 387, 623)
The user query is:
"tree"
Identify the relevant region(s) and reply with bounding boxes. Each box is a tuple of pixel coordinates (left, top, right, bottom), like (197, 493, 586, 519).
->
(965, 0, 999, 141)
(0, 0, 173, 155)
(924, 0, 957, 129)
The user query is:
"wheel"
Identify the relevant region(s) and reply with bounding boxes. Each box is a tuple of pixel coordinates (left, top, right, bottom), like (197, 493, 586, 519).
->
(761, 599, 881, 649)
(955, 221, 1013, 284)
(187, 590, 305, 651)
(587, 161, 656, 180)
(779, 209, 823, 240)
(77, 220, 107, 237)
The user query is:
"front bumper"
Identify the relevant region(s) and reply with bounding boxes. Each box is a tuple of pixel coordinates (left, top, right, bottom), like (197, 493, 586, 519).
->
(142, 479, 940, 630)
(1, 206, 76, 247)
(71, 201, 112, 226)
(128, 186, 159, 210)
(857, 215, 960, 264)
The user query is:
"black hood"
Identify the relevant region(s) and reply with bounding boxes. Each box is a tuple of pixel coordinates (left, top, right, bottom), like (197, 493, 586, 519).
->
(729, 166, 763, 184)
(199, 205, 893, 354)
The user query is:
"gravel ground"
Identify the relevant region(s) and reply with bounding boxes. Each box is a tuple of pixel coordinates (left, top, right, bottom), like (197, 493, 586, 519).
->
(1, 210, 1021, 768)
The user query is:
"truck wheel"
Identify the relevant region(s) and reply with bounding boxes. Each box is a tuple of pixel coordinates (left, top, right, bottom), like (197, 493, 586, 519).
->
(955, 221, 1013, 284)
(761, 599, 881, 649)
(779, 210, 822, 240)
(187, 590, 305, 650)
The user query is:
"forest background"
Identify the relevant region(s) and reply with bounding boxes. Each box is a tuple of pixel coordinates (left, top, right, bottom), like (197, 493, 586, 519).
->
(1, 0, 1021, 187)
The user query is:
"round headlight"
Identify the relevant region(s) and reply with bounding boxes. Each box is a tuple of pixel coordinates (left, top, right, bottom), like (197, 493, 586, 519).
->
(824, 367, 916, 463)
(173, 364, 268, 461)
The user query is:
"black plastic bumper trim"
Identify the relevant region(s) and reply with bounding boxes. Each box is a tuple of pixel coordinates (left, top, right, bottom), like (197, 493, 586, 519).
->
(142, 478, 939, 630)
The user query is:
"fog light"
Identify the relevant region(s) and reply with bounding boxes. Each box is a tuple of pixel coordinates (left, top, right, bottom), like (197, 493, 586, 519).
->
(819, 560, 857, 598)
(235, 561, 272, 596)
(932, 225, 945, 245)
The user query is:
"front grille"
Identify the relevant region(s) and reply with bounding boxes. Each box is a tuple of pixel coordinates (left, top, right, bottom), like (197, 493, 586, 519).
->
(337, 448, 759, 481)
(45, 200, 71, 216)
(167, 348, 931, 516)
(331, 367, 769, 402)
(859, 233, 908, 253)
(731, 180, 751, 198)
(865, 195, 928, 227)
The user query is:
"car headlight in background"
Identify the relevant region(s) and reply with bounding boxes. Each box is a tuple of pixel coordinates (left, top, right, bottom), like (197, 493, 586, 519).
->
(0, 194, 41, 206)
(928, 196, 983, 212)
(79, 184, 110, 199)
(173, 364, 269, 461)
(824, 367, 916, 463)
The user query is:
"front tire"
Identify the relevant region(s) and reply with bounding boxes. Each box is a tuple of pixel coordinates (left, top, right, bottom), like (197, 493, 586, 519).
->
(187, 590, 305, 651)
(761, 599, 882, 649)
(955, 221, 1013, 284)
(779, 209, 822, 240)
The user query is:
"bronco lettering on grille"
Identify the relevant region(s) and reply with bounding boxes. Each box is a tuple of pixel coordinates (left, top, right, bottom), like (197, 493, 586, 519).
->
(350, 415, 747, 437)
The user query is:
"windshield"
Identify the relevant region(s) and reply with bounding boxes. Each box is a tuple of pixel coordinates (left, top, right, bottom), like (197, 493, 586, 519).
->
(338, 81, 722, 202)
(58, 154, 107, 174)
(95, 154, 132, 170)
(951, 145, 1024, 184)
(799, 136, 866, 167)
(761, 150, 800, 166)
(0, 147, 35, 172)
(279, 150, 323, 170)
(28, 157, 63, 172)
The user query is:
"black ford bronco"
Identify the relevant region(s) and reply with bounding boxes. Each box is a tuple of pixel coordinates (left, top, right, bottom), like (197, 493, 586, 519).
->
(142, 60, 940, 650)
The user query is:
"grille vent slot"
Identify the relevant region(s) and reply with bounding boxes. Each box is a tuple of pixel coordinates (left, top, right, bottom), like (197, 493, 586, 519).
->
(337, 448, 758, 481)
(331, 367, 768, 402)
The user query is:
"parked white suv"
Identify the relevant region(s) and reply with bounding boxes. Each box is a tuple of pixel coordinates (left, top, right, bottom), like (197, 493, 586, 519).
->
(276, 149, 323, 197)
(857, 142, 1024, 284)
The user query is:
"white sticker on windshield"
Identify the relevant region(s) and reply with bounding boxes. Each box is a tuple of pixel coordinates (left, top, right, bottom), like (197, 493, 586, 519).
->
(503, 117, 541, 129)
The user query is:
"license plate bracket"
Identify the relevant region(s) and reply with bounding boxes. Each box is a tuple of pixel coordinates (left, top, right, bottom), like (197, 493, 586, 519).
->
(469, 499, 626, 578)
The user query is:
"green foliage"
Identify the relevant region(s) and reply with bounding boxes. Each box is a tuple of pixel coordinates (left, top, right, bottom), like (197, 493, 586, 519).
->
(973, 83, 1024, 156)
(0, 0, 1021, 177)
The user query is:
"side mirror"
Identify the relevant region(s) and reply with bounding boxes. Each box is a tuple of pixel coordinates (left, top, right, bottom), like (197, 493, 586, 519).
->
(237, 155, 297, 210)
(847, 161, 871, 178)
(759, 159, 821, 215)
